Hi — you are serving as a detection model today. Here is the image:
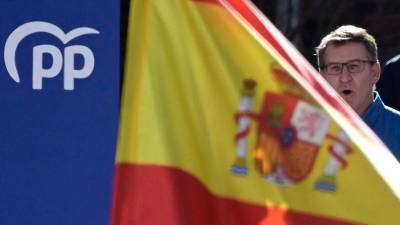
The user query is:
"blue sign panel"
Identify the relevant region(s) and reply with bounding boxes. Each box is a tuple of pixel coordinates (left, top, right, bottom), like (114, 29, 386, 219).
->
(0, 1, 120, 225)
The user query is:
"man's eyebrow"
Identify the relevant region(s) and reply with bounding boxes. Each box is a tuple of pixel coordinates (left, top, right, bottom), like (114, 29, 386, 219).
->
(326, 59, 363, 64)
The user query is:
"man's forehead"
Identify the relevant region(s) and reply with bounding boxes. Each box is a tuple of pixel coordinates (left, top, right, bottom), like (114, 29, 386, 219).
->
(324, 42, 369, 62)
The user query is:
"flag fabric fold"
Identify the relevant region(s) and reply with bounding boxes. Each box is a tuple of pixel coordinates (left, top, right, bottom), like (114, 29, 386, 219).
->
(112, 0, 400, 224)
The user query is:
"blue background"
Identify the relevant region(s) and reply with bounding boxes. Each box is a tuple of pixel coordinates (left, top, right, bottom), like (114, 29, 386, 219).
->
(0, 1, 120, 225)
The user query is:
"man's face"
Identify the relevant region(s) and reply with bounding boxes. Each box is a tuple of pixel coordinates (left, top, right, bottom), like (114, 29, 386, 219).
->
(320, 42, 381, 115)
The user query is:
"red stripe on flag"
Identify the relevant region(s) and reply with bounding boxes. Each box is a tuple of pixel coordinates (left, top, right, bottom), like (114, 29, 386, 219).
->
(111, 164, 362, 225)
(111, 164, 265, 225)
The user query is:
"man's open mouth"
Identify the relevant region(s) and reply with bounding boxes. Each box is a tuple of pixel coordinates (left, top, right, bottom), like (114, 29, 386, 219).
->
(342, 90, 353, 95)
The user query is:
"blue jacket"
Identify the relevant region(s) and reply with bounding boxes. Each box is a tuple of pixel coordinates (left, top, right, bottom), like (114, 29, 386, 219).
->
(362, 92, 400, 160)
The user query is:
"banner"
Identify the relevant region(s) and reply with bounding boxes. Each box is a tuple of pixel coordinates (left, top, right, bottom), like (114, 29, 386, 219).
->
(112, 0, 400, 224)
(0, 1, 119, 225)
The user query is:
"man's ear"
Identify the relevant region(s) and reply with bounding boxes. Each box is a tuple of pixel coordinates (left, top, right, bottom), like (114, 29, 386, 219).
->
(372, 62, 381, 84)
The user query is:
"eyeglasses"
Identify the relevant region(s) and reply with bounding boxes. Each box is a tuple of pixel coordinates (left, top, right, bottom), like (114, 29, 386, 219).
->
(321, 59, 375, 75)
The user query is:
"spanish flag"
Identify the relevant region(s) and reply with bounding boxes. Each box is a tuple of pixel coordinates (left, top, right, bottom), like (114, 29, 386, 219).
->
(111, 0, 400, 224)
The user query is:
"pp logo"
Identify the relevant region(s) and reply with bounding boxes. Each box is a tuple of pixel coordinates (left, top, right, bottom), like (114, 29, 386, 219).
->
(4, 21, 100, 90)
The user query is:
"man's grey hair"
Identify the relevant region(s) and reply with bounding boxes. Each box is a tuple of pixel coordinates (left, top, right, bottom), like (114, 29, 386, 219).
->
(315, 25, 379, 68)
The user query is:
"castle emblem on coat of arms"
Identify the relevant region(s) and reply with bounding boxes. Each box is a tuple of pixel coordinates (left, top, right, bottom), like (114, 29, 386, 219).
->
(230, 69, 353, 192)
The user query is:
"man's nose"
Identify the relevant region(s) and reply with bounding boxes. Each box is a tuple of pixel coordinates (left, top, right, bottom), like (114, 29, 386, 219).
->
(339, 65, 352, 82)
